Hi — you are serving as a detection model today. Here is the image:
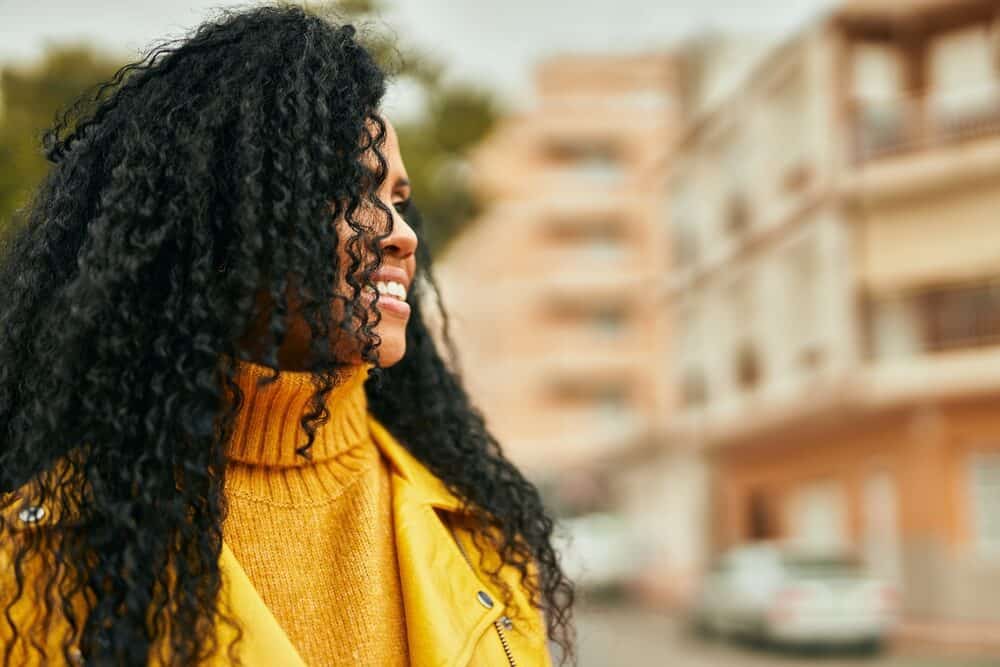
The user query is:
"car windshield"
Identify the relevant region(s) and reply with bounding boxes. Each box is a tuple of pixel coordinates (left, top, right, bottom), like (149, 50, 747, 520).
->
(782, 555, 863, 578)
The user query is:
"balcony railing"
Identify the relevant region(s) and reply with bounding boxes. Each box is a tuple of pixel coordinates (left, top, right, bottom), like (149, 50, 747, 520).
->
(544, 140, 627, 187)
(865, 279, 1000, 358)
(850, 85, 1000, 162)
(918, 280, 1000, 353)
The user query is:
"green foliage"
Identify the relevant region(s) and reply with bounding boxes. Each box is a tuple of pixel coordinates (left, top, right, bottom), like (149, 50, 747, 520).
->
(316, 0, 500, 254)
(0, 2, 499, 253)
(394, 84, 498, 255)
(0, 45, 122, 235)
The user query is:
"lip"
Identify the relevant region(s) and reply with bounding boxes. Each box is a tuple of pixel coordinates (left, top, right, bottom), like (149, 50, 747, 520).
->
(371, 265, 411, 292)
(366, 264, 412, 319)
(373, 294, 411, 318)
(362, 288, 411, 319)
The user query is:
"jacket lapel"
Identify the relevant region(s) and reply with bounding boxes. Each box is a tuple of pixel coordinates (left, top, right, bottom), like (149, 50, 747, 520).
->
(212, 416, 506, 667)
(215, 543, 309, 666)
(369, 417, 505, 667)
(4, 418, 518, 666)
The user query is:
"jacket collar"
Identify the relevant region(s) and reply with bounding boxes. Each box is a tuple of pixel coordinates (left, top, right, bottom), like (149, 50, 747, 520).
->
(212, 415, 502, 666)
(2, 417, 507, 667)
(368, 415, 506, 667)
(366, 415, 464, 511)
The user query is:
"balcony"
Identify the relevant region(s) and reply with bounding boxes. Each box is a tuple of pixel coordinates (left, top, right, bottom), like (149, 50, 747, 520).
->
(507, 407, 651, 471)
(541, 139, 628, 190)
(865, 278, 1000, 359)
(850, 86, 1000, 163)
(858, 279, 1000, 400)
(534, 230, 638, 282)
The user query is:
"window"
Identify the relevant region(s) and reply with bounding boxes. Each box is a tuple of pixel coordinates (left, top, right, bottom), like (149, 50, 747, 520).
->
(734, 340, 762, 390)
(917, 279, 1000, 352)
(678, 303, 705, 408)
(595, 386, 627, 419)
(727, 278, 763, 390)
(725, 191, 751, 235)
(864, 293, 922, 361)
(548, 219, 627, 263)
(855, 100, 909, 159)
(672, 214, 699, 267)
(782, 162, 813, 194)
(585, 233, 625, 262)
(747, 490, 781, 541)
(590, 307, 625, 336)
(767, 67, 808, 178)
(544, 299, 628, 341)
(546, 140, 623, 185)
(786, 481, 848, 551)
(549, 381, 632, 429)
(851, 44, 907, 159)
(852, 44, 903, 102)
(681, 368, 707, 407)
(929, 27, 1000, 130)
(969, 453, 1000, 556)
(786, 242, 823, 369)
(866, 280, 1000, 357)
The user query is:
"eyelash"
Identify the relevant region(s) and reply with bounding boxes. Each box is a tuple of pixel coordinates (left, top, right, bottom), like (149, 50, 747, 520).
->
(393, 198, 412, 215)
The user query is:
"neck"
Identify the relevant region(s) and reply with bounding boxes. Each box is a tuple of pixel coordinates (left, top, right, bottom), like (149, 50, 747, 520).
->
(222, 357, 373, 468)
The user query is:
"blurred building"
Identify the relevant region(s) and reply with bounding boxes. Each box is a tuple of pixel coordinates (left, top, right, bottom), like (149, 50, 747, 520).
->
(667, 0, 1000, 646)
(436, 54, 704, 595)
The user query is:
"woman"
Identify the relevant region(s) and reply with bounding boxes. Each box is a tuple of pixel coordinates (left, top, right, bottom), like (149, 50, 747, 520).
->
(0, 5, 575, 666)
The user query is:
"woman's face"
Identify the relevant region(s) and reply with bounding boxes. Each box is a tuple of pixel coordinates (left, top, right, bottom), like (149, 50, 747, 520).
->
(350, 114, 418, 367)
(238, 114, 418, 370)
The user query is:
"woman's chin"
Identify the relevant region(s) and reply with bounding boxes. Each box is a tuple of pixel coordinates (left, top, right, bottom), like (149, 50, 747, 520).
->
(375, 335, 406, 367)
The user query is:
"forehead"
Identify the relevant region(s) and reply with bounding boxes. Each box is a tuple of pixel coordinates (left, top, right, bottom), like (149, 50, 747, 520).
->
(361, 115, 404, 171)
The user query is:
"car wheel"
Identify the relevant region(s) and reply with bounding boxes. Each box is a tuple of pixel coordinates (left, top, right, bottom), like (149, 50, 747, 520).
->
(853, 637, 885, 656)
(691, 614, 713, 640)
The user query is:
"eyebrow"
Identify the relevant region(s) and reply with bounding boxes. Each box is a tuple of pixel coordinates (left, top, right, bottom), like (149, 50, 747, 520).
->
(397, 178, 411, 188)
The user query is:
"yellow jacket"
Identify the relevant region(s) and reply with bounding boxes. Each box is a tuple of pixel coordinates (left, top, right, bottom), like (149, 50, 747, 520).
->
(0, 415, 554, 666)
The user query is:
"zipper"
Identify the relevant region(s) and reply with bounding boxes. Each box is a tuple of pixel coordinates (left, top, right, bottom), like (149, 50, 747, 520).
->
(493, 616, 517, 667)
(444, 516, 517, 667)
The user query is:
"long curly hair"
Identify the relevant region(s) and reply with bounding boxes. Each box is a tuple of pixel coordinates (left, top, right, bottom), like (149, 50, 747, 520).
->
(0, 5, 575, 665)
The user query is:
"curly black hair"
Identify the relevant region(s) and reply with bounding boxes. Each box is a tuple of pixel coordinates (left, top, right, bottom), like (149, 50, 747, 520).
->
(0, 5, 575, 665)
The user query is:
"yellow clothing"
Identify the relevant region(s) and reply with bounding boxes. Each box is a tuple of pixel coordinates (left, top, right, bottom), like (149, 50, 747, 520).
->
(220, 359, 407, 666)
(0, 364, 554, 666)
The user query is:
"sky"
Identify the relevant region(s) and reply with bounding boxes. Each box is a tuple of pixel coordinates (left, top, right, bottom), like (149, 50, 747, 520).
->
(0, 0, 837, 116)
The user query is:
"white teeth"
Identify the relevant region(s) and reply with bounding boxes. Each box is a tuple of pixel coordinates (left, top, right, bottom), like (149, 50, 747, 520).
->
(375, 280, 407, 301)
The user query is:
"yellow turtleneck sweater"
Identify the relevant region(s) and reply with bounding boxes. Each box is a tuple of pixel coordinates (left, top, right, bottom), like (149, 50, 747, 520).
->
(220, 359, 409, 667)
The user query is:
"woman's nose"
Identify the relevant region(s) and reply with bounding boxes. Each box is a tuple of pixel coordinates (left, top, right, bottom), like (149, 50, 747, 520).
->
(381, 206, 418, 260)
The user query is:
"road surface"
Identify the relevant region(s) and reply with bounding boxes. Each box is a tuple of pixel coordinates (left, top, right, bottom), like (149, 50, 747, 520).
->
(547, 601, 998, 667)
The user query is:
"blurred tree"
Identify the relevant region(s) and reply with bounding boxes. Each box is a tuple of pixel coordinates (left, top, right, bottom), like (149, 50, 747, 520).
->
(393, 85, 498, 255)
(320, 0, 500, 254)
(0, 2, 500, 254)
(0, 45, 122, 236)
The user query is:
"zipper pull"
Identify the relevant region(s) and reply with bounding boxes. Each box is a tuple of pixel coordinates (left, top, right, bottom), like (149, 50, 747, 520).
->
(499, 614, 514, 630)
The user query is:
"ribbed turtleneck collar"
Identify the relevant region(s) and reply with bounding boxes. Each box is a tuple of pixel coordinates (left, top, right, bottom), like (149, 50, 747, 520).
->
(223, 359, 374, 468)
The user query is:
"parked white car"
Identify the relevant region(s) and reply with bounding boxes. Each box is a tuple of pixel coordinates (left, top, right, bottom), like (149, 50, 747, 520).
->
(692, 542, 899, 651)
(552, 512, 642, 589)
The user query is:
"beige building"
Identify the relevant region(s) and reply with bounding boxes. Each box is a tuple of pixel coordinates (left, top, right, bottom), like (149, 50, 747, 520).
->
(667, 0, 1000, 645)
(440, 53, 677, 476)
(436, 54, 701, 593)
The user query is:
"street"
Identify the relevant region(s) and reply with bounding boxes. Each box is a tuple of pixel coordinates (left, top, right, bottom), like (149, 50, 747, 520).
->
(558, 602, 998, 667)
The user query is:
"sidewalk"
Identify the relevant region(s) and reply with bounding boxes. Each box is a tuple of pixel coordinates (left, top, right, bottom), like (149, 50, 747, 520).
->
(895, 619, 1000, 657)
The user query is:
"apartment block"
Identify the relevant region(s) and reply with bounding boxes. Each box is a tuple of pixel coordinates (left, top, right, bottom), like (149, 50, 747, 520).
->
(667, 0, 1000, 643)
